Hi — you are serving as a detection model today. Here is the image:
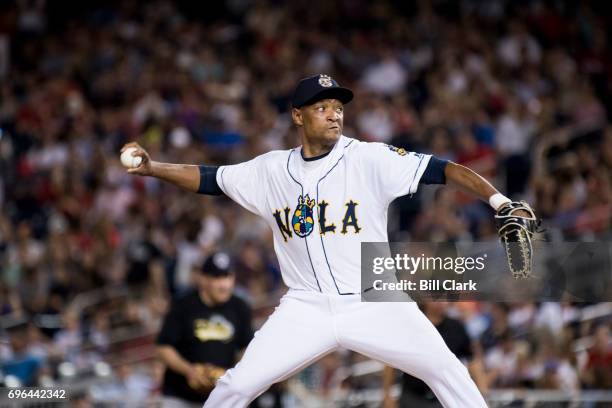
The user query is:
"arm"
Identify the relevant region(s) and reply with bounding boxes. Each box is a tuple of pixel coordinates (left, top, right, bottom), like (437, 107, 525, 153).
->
(445, 162, 499, 204)
(444, 162, 538, 217)
(156, 300, 209, 389)
(150, 162, 201, 192)
(156, 345, 194, 378)
(468, 356, 489, 395)
(421, 158, 511, 211)
(157, 345, 210, 389)
(120, 142, 222, 194)
(382, 365, 398, 408)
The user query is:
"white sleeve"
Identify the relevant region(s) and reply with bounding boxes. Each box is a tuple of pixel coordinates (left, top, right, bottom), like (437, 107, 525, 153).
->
(216, 155, 267, 217)
(360, 143, 431, 204)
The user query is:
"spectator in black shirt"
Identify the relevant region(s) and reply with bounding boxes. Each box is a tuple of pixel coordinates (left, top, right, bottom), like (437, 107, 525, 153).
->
(383, 302, 487, 408)
(156, 251, 253, 407)
(124, 220, 164, 290)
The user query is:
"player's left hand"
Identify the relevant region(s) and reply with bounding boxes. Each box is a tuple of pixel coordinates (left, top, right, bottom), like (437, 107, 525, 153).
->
(514, 210, 530, 217)
(495, 201, 540, 279)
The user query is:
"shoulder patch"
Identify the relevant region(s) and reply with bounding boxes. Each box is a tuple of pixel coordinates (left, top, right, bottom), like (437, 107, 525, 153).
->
(385, 144, 407, 156)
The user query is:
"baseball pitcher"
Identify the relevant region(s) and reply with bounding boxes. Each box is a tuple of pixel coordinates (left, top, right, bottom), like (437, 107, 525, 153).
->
(122, 74, 537, 407)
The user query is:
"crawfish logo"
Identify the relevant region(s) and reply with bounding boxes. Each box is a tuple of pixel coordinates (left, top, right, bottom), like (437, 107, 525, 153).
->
(386, 144, 407, 156)
(292, 194, 316, 237)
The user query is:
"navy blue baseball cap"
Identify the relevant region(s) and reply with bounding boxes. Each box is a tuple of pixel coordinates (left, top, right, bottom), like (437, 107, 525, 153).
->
(291, 74, 354, 108)
(201, 251, 233, 277)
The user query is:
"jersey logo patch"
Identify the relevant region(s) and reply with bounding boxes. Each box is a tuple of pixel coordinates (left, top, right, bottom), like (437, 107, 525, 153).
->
(292, 194, 316, 237)
(386, 144, 407, 156)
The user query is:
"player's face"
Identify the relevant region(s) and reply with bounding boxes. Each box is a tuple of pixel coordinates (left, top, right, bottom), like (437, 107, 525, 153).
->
(295, 99, 344, 145)
(200, 274, 235, 305)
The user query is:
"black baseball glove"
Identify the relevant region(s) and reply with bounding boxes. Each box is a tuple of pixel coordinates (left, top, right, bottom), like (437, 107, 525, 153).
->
(495, 201, 540, 279)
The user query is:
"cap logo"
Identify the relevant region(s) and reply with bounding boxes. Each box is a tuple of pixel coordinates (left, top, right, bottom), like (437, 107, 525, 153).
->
(213, 252, 230, 270)
(318, 74, 333, 87)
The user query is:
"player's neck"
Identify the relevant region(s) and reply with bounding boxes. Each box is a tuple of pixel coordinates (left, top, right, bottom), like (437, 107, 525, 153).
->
(301, 138, 336, 159)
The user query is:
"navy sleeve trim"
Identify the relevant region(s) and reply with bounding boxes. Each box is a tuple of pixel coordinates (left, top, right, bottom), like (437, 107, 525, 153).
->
(419, 156, 448, 185)
(197, 165, 224, 195)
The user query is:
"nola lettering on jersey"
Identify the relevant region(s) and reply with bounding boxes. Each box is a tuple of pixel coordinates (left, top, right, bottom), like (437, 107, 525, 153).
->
(273, 195, 361, 242)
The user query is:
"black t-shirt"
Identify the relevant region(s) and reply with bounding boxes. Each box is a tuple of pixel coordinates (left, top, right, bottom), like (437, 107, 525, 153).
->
(157, 291, 253, 402)
(401, 317, 472, 399)
(125, 240, 161, 285)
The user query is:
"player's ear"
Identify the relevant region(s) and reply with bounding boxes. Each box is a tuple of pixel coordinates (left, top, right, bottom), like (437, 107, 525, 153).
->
(292, 108, 303, 127)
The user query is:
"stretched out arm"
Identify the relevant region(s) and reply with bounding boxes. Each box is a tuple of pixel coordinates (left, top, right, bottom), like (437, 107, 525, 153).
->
(421, 158, 510, 211)
(120, 142, 223, 195)
(444, 162, 499, 204)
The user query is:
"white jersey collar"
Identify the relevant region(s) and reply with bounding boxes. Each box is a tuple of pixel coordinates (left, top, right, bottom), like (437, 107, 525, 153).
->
(290, 136, 351, 187)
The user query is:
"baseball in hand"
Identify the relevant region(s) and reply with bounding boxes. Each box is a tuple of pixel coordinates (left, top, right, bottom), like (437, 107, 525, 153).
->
(120, 147, 143, 168)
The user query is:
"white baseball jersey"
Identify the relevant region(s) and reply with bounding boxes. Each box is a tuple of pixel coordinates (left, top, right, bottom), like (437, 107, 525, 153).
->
(216, 135, 431, 295)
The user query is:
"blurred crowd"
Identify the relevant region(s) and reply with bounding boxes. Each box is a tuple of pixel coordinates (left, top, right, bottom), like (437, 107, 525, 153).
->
(0, 0, 611, 404)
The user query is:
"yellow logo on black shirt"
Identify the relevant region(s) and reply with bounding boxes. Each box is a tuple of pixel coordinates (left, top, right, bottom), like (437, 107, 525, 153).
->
(194, 315, 235, 342)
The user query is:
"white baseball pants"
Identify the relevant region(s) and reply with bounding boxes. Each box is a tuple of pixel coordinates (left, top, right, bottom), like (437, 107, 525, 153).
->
(203, 290, 487, 407)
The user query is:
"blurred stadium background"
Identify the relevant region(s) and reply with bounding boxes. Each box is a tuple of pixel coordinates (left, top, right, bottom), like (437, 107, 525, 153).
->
(0, 0, 611, 406)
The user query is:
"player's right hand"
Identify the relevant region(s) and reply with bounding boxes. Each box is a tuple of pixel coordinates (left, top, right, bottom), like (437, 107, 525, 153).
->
(120, 142, 153, 176)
